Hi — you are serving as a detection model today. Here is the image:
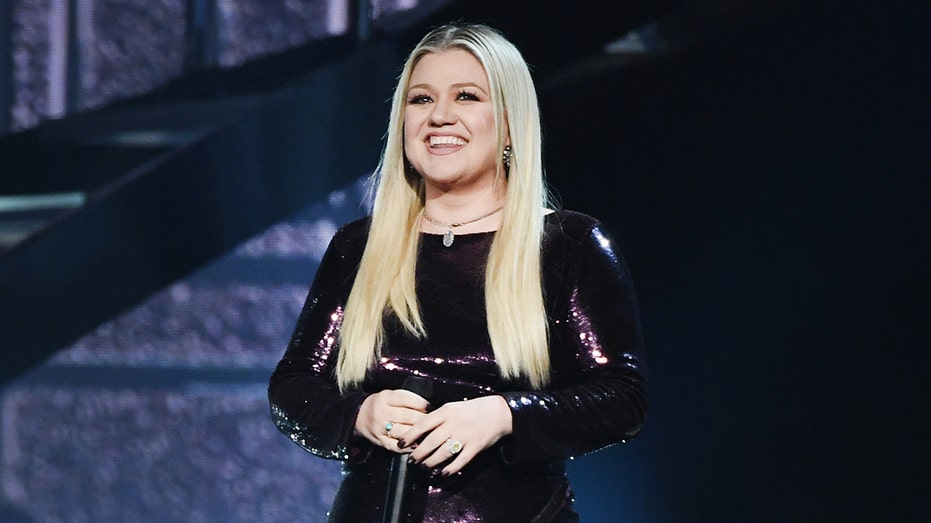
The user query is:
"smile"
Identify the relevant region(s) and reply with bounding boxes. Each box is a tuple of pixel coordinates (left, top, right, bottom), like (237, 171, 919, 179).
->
(429, 135, 467, 147)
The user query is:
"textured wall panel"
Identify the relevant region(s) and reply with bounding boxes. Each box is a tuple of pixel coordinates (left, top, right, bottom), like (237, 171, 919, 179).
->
(371, 0, 419, 18)
(50, 283, 310, 369)
(10, 0, 53, 131)
(81, 0, 186, 111)
(234, 220, 339, 259)
(216, 0, 333, 67)
(1, 386, 341, 522)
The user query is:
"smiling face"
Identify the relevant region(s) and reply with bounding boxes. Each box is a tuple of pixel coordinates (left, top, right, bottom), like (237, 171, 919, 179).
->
(403, 49, 506, 198)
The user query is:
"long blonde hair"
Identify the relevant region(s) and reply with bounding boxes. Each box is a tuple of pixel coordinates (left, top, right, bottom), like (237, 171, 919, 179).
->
(337, 23, 552, 391)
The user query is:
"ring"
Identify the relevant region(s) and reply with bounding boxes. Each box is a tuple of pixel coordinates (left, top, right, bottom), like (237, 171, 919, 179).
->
(385, 422, 394, 434)
(445, 439, 462, 455)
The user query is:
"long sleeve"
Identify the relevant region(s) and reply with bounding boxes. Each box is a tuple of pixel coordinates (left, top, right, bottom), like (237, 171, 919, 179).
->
(268, 220, 370, 461)
(499, 218, 648, 464)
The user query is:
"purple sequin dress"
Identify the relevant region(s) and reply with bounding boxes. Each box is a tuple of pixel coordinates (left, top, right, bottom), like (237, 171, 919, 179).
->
(269, 210, 648, 522)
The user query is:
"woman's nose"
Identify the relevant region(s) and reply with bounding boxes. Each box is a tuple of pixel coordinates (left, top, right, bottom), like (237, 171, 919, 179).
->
(428, 97, 456, 126)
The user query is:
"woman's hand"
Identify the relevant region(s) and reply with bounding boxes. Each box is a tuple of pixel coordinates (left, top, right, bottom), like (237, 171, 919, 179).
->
(355, 389, 430, 452)
(400, 395, 513, 476)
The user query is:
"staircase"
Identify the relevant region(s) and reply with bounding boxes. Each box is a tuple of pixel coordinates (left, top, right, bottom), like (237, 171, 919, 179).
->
(0, 0, 668, 385)
(0, 36, 399, 383)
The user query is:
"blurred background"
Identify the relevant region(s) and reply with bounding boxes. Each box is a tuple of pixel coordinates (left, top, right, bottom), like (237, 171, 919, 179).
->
(0, 0, 926, 521)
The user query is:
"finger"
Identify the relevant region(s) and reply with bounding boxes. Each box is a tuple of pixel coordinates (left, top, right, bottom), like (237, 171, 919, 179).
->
(440, 445, 478, 476)
(384, 422, 419, 441)
(408, 425, 454, 466)
(386, 389, 430, 411)
(399, 413, 445, 452)
(418, 435, 464, 469)
(377, 434, 411, 454)
(391, 425, 425, 445)
(371, 418, 412, 453)
(382, 420, 400, 439)
(382, 409, 427, 445)
(370, 405, 426, 442)
(363, 391, 426, 427)
(387, 407, 428, 426)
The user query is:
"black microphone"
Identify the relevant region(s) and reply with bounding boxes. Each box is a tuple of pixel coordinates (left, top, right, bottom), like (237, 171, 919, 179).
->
(383, 376, 434, 523)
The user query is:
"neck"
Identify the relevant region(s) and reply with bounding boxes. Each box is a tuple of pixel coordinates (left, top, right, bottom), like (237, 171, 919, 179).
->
(422, 198, 506, 235)
(422, 180, 506, 228)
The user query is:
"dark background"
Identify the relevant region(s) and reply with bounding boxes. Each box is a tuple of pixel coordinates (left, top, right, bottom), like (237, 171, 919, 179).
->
(539, 2, 927, 520)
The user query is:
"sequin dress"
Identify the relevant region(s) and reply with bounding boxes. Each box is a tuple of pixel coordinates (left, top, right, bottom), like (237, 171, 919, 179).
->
(269, 210, 648, 522)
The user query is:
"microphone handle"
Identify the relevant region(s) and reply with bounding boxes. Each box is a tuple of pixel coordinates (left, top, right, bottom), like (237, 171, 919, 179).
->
(383, 377, 434, 523)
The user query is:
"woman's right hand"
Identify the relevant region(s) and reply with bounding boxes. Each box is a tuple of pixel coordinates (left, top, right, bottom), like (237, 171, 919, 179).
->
(354, 389, 430, 452)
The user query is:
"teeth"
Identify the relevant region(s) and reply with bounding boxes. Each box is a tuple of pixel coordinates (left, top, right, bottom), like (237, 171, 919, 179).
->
(429, 136, 466, 146)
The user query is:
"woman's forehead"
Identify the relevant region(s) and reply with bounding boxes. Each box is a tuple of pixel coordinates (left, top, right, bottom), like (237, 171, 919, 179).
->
(409, 49, 487, 84)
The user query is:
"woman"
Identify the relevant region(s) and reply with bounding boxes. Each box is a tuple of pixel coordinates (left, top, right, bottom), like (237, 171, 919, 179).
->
(269, 23, 647, 522)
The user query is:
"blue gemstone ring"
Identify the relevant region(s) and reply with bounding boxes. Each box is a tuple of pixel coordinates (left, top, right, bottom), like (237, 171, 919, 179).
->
(385, 422, 394, 434)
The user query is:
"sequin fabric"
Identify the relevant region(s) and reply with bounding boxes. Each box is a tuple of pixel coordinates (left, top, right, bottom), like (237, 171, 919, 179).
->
(269, 210, 647, 522)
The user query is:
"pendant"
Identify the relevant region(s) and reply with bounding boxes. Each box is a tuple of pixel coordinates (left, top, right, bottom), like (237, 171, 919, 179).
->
(443, 229, 454, 247)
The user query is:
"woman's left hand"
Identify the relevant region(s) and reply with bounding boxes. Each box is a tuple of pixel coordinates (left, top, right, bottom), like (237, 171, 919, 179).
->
(399, 395, 513, 476)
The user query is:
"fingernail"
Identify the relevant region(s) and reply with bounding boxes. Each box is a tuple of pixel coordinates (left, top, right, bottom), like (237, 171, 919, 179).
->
(397, 439, 407, 449)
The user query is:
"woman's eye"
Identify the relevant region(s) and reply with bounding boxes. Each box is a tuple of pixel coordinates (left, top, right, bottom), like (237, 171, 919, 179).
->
(457, 91, 479, 101)
(408, 94, 432, 104)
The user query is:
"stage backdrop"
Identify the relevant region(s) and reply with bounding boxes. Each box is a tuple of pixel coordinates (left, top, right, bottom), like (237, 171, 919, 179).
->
(1, 177, 369, 522)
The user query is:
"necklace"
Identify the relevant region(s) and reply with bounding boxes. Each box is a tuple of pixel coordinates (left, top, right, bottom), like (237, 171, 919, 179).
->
(423, 206, 504, 247)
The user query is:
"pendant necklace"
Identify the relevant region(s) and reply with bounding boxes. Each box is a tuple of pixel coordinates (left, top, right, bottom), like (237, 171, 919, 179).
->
(423, 206, 504, 247)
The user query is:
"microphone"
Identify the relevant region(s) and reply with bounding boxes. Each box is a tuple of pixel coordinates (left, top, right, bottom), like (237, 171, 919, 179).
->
(383, 376, 434, 523)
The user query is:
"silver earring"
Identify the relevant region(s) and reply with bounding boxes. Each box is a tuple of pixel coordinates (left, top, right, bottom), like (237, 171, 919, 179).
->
(502, 145, 512, 169)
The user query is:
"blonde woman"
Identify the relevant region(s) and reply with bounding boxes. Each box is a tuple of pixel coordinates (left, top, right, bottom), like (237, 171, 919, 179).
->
(270, 23, 647, 522)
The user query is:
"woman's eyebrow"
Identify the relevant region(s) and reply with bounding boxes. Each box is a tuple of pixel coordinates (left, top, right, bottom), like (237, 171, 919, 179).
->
(407, 82, 487, 94)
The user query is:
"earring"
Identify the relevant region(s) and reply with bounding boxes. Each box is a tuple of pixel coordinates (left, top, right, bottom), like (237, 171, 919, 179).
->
(502, 145, 512, 169)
